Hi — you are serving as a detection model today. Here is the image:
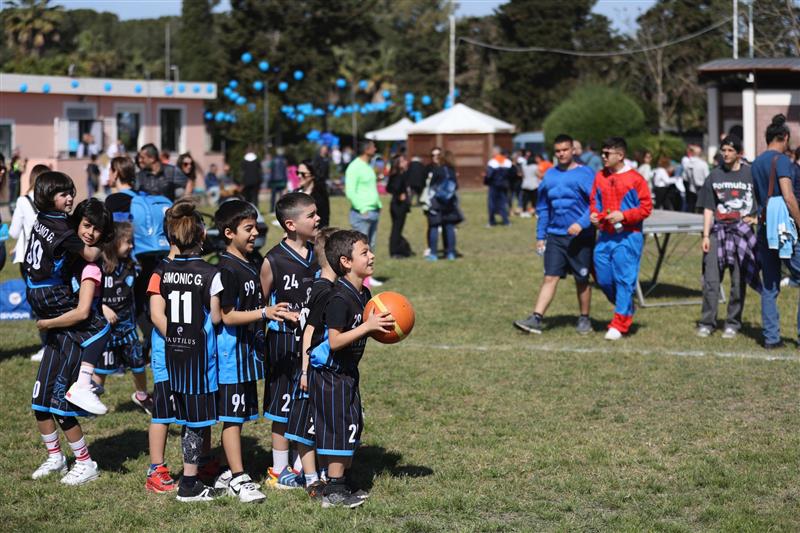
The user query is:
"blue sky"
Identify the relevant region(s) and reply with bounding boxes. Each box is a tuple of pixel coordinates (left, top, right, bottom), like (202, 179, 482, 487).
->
(52, 0, 657, 34)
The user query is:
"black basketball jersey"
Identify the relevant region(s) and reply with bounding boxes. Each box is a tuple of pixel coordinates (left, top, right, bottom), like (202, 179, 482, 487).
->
(304, 278, 335, 333)
(217, 252, 265, 384)
(264, 240, 319, 335)
(24, 212, 79, 286)
(102, 261, 138, 327)
(160, 255, 219, 394)
(309, 278, 371, 375)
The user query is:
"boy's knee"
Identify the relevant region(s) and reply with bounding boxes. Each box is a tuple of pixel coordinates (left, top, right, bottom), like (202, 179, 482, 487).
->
(56, 415, 79, 432)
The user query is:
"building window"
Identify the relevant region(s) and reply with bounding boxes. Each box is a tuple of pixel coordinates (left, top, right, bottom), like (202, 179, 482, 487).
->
(0, 123, 12, 160)
(64, 104, 100, 157)
(117, 111, 141, 152)
(160, 108, 182, 152)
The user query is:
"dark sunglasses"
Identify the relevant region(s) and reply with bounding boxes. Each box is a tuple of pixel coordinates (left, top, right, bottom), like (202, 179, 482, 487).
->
(182, 161, 193, 167)
(297, 171, 313, 177)
(601, 151, 617, 158)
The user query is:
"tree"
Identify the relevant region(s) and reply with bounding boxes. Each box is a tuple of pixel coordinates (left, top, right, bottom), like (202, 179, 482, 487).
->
(177, 0, 220, 81)
(542, 84, 645, 147)
(4, 0, 63, 58)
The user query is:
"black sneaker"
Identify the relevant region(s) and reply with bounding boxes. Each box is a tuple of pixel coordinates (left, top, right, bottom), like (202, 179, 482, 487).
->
(321, 483, 364, 508)
(176, 479, 226, 502)
(305, 479, 326, 500)
(131, 392, 154, 416)
(763, 340, 786, 350)
(90, 381, 105, 396)
(514, 314, 543, 334)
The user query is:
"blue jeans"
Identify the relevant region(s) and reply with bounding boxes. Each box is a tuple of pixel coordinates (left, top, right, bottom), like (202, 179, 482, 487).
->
(428, 224, 456, 256)
(488, 186, 509, 225)
(350, 209, 380, 251)
(758, 230, 800, 344)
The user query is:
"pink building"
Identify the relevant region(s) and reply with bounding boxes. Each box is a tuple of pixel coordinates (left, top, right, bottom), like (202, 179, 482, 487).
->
(0, 73, 222, 203)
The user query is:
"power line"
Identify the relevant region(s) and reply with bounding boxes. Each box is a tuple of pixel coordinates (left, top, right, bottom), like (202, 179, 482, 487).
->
(458, 16, 732, 57)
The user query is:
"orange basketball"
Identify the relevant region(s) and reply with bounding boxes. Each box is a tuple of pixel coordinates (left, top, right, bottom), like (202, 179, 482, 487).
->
(363, 291, 415, 344)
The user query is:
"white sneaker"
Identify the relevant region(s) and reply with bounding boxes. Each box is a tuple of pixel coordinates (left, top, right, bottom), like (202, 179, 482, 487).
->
(30, 348, 45, 362)
(214, 468, 232, 489)
(368, 277, 384, 287)
(61, 460, 100, 485)
(604, 327, 622, 341)
(66, 383, 108, 415)
(229, 473, 266, 503)
(721, 327, 737, 339)
(32, 454, 67, 479)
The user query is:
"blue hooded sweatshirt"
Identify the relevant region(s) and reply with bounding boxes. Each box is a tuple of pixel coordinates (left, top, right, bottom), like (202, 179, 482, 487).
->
(535, 164, 596, 240)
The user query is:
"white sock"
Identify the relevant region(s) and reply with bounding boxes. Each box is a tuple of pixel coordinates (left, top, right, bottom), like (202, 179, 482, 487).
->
(293, 453, 303, 472)
(272, 449, 289, 473)
(304, 472, 319, 486)
(76, 364, 94, 387)
(41, 431, 62, 456)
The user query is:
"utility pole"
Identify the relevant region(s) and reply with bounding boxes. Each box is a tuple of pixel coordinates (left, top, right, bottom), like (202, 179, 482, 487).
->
(449, 9, 455, 105)
(263, 81, 270, 151)
(747, 0, 754, 58)
(351, 82, 357, 148)
(732, 0, 738, 59)
(165, 23, 171, 79)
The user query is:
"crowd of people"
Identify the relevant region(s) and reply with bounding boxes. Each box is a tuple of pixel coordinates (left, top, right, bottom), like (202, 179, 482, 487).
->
(513, 114, 800, 348)
(8, 139, 399, 508)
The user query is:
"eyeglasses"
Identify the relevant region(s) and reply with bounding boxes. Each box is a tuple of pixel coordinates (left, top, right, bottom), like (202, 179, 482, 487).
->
(297, 171, 312, 177)
(182, 162, 193, 167)
(601, 151, 618, 158)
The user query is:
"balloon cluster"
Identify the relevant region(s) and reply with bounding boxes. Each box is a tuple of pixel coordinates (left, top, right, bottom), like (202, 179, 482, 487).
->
(280, 99, 394, 123)
(306, 129, 341, 147)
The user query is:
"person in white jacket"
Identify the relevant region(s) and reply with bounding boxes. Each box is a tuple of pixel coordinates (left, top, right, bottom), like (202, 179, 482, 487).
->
(9, 163, 51, 362)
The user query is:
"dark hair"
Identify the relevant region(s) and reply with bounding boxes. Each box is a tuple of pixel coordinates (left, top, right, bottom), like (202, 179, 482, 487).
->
(101, 221, 134, 274)
(325, 230, 368, 277)
(111, 156, 136, 185)
(720, 135, 743, 154)
(275, 192, 316, 231)
(765, 114, 790, 145)
(177, 152, 196, 177)
(314, 226, 340, 267)
(34, 171, 76, 212)
(139, 143, 159, 159)
(358, 140, 375, 155)
(443, 150, 456, 168)
(214, 199, 259, 244)
(27, 164, 51, 194)
(553, 134, 573, 146)
(72, 198, 115, 244)
(165, 199, 204, 251)
(602, 136, 627, 154)
(794, 146, 800, 162)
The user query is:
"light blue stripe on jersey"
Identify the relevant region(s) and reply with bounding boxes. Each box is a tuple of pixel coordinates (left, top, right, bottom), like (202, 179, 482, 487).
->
(285, 432, 314, 446)
(80, 323, 110, 348)
(151, 329, 168, 383)
(309, 327, 331, 369)
(203, 311, 218, 392)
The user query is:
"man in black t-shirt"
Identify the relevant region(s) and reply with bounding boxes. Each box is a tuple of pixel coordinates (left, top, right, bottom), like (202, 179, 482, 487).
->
(136, 143, 178, 200)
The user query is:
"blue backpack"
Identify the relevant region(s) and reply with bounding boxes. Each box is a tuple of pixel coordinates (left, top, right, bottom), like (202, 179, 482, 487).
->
(121, 190, 172, 257)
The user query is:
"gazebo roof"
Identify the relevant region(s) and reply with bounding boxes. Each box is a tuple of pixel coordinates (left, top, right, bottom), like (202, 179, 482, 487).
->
(407, 103, 515, 135)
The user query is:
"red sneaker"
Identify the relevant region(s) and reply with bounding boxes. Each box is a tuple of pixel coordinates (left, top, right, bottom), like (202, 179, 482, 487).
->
(145, 465, 176, 493)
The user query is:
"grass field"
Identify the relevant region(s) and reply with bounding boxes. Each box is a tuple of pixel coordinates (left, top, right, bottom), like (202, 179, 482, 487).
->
(1, 191, 798, 532)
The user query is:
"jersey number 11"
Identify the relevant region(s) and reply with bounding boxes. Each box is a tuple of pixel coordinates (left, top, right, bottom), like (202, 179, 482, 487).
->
(168, 291, 193, 324)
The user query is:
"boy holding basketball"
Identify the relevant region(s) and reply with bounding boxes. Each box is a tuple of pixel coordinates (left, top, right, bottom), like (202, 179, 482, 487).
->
(308, 230, 394, 508)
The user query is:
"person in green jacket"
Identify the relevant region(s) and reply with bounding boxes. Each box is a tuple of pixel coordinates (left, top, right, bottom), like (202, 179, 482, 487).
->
(345, 140, 382, 251)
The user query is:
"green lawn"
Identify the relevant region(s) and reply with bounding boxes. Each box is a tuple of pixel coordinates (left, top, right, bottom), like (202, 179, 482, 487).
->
(1, 191, 798, 532)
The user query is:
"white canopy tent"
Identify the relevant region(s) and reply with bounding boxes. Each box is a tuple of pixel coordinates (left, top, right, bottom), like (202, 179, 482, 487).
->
(365, 117, 415, 141)
(406, 103, 515, 134)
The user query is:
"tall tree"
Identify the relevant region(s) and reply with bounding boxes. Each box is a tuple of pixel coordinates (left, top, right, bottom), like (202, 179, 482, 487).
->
(4, 0, 63, 58)
(177, 0, 219, 80)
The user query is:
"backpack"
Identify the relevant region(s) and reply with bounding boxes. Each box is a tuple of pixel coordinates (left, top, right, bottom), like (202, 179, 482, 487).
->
(121, 190, 172, 257)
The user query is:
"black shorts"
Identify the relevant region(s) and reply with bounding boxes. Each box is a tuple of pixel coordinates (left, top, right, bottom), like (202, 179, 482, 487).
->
(95, 331, 145, 374)
(151, 380, 176, 424)
(543, 232, 594, 282)
(286, 367, 314, 445)
(217, 381, 260, 424)
(310, 367, 362, 457)
(173, 391, 217, 428)
(32, 330, 89, 417)
(263, 332, 299, 423)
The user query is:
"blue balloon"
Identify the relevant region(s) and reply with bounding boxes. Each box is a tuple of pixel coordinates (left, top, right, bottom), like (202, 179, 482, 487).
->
(223, 87, 231, 96)
(328, 104, 335, 111)
(358, 79, 368, 90)
(382, 89, 391, 99)
(404, 92, 414, 103)
(421, 95, 432, 105)
(228, 80, 238, 89)
(71, 80, 79, 89)
(296, 114, 305, 123)
(215, 111, 225, 122)
(253, 80, 264, 91)
(293, 70, 304, 81)
(42, 83, 51, 94)
(193, 84, 201, 93)
(134, 84, 143, 94)
(241, 52, 252, 63)
(204, 111, 213, 120)
(104, 82, 112, 92)
(206, 83, 214, 93)
(236, 96, 246, 105)
(336, 78, 347, 89)
(178, 83, 186, 93)
(165, 85, 174, 95)
(278, 81, 288, 92)
(258, 60, 270, 72)
(247, 103, 257, 112)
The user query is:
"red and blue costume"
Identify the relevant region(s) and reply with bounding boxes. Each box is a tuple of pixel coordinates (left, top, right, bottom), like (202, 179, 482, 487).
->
(590, 167, 653, 334)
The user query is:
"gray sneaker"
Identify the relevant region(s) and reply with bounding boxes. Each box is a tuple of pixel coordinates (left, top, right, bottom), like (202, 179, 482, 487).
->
(321, 484, 365, 509)
(576, 316, 592, 335)
(697, 325, 713, 338)
(721, 327, 737, 339)
(514, 314, 543, 334)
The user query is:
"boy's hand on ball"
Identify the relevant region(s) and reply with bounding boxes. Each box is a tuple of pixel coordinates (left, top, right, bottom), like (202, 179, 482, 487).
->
(366, 309, 395, 333)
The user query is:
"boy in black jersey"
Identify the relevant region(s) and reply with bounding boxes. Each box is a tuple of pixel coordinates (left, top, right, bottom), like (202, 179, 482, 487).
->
(260, 192, 320, 489)
(308, 230, 394, 508)
(289, 226, 339, 498)
(213, 200, 296, 503)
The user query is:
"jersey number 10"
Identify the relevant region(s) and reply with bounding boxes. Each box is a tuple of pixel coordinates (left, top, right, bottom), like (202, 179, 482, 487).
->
(167, 291, 193, 324)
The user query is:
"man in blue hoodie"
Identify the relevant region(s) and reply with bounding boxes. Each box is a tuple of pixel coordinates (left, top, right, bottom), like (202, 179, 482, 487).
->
(514, 134, 596, 335)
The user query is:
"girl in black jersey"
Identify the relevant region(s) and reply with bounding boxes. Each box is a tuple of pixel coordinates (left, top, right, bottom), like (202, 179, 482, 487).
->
(150, 201, 225, 502)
